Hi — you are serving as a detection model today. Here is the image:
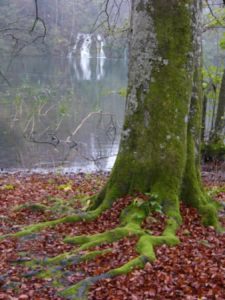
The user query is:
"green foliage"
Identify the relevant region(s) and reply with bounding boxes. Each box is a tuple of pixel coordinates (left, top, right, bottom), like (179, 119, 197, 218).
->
(58, 103, 69, 116)
(118, 87, 127, 97)
(1, 184, 15, 190)
(57, 183, 72, 192)
(206, 184, 225, 198)
(203, 66, 223, 88)
(220, 33, 225, 50)
(144, 193, 163, 214)
(202, 142, 225, 160)
(203, 5, 225, 29)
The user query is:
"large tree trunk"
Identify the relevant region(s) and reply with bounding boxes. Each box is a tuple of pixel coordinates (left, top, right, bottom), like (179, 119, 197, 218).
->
(93, 0, 217, 227)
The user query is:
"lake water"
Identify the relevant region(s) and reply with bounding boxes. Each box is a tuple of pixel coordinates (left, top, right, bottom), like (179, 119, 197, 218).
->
(0, 55, 127, 172)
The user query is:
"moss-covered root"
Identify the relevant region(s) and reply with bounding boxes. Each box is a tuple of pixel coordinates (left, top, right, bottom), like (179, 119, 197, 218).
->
(63, 200, 152, 250)
(59, 202, 180, 300)
(64, 226, 143, 250)
(13, 203, 47, 212)
(0, 207, 103, 240)
(33, 249, 112, 280)
(199, 203, 222, 231)
(59, 256, 146, 300)
(59, 232, 180, 300)
(182, 150, 220, 230)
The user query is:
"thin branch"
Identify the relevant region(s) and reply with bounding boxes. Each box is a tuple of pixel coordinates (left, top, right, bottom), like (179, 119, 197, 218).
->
(203, 24, 225, 32)
(72, 111, 101, 136)
(30, 0, 47, 42)
(0, 69, 11, 86)
(90, 0, 130, 35)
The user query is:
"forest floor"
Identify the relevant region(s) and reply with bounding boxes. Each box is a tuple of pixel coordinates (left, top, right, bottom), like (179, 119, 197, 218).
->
(0, 163, 224, 300)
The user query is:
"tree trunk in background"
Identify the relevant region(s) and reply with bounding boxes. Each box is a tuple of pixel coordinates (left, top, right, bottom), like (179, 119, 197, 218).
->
(202, 94, 207, 141)
(92, 0, 218, 228)
(209, 69, 225, 143)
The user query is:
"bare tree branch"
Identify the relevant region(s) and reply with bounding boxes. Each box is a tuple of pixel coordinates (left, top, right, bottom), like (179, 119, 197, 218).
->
(90, 0, 130, 35)
(0, 69, 11, 86)
(30, 0, 47, 41)
(0, 0, 48, 85)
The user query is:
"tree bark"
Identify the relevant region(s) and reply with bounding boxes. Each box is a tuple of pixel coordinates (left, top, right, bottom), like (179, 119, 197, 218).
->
(202, 94, 207, 141)
(209, 68, 225, 143)
(202, 69, 225, 161)
(93, 0, 218, 227)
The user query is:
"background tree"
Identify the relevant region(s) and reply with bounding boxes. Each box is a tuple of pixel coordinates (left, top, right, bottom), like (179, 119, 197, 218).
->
(209, 68, 225, 143)
(201, 0, 225, 159)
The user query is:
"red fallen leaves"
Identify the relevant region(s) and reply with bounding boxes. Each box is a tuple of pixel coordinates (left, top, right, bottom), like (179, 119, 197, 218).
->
(0, 170, 225, 299)
(89, 205, 225, 299)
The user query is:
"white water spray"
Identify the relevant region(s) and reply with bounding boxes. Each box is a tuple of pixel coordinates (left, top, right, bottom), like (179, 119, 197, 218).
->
(80, 34, 92, 80)
(69, 33, 106, 81)
(96, 34, 106, 80)
(97, 34, 106, 59)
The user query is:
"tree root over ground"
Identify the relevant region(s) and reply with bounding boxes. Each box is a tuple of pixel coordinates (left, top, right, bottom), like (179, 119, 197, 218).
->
(0, 196, 182, 300)
(0, 173, 224, 299)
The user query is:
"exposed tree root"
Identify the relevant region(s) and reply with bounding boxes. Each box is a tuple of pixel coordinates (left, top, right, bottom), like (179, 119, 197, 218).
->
(0, 189, 119, 240)
(0, 205, 104, 240)
(0, 189, 220, 299)
(13, 203, 48, 213)
(59, 217, 180, 300)
(25, 249, 112, 282)
(59, 256, 148, 300)
(29, 200, 180, 299)
(2, 196, 180, 299)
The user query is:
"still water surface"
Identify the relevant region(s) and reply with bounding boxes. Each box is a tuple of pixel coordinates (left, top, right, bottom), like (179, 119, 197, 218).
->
(0, 55, 127, 172)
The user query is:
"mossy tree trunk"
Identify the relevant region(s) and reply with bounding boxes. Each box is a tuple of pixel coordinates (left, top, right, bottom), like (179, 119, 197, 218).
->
(93, 0, 217, 226)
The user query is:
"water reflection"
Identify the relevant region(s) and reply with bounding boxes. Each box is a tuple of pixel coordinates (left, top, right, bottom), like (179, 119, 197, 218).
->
(0, 55, 127, 172)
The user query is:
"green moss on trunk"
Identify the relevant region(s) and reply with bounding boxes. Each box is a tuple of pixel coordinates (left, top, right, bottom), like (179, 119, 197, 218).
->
(94, 1, 194, 221)
(181, 51, 219, 229)
(209, 69, 225, 144)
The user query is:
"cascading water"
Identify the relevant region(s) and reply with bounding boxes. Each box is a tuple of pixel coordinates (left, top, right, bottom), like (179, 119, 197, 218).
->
(97, 34, 106, 59)
(96, 34, 106, 80)
(68, 33, 106, 81)
(72, 33, 83, 54)
(80, 34, 92, 57)
(80, 34, 92, 80)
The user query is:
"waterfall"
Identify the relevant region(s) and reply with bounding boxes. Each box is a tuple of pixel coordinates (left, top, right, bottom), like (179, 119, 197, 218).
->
(96, 34, 106, 80)
(80, 34, 92, 80)
(96, 56, 105, 81)
(97, 34, 106, 58)
(80, 34, 92, 58)
(69, 33, 106, 81)
(72, 33, 83, 54)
